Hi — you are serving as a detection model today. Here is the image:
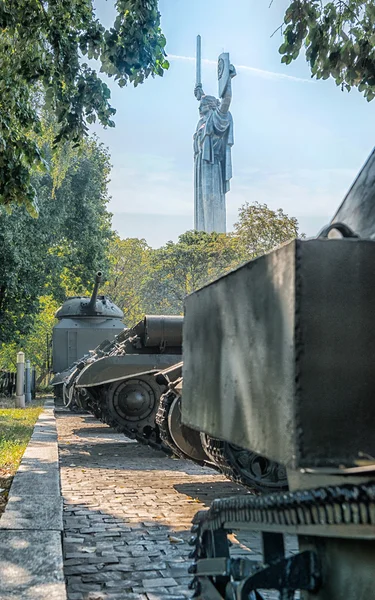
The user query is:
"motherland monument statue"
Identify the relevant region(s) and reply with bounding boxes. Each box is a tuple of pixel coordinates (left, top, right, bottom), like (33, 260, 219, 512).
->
(194, 35, 236, 233)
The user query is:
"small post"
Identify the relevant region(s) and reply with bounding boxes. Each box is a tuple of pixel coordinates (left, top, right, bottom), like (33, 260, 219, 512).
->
(31, 367, 36, 400)
(25, 360, 32, 404)
(15, 352, 25, 408)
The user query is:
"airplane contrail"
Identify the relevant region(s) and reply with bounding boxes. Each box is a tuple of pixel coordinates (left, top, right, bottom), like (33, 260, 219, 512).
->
(168, 54, 313, 84)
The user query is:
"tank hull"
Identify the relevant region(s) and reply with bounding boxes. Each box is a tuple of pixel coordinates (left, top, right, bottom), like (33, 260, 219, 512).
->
(182, 237, 375, 471)
(52, 318, 124, 375)
(75, 354, 182, 388)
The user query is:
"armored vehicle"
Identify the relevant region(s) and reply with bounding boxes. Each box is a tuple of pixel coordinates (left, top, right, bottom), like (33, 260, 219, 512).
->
(51, 272, 124, 397)
(184, 149, 375, 599)
(62, 315, 184, 446)
(155, 363, 288, 492)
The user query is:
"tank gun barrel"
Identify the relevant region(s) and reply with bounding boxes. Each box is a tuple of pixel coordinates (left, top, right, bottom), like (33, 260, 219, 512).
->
(87, 271, 103, 313)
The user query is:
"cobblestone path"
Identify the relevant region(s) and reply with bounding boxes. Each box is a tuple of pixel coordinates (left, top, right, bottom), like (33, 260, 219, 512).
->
(56, 409, 297, 600)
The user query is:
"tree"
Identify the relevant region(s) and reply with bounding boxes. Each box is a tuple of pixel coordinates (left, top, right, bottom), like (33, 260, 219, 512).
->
(234, 201, 301, 261)
(102, 205, 302, 320)
(0, 295, 58, 383)
(142, 231, 241, 315)
(0, 131, 113, 345)
(0, 0, 168, 209)
(103, 236, 152, 326)
(279, 1, 375, 101)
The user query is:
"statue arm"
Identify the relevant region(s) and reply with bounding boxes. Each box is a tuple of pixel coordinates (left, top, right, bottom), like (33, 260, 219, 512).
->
(194, 83, 205, 100)
(219, 78, 232, 113)
(219, 64, 236, 114)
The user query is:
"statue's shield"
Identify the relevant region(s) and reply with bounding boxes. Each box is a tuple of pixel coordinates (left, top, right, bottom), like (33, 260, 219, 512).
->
(218, 52, 230, 98)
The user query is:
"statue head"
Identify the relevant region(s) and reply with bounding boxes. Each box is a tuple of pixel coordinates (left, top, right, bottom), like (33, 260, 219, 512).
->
(199, 95, 219, 117)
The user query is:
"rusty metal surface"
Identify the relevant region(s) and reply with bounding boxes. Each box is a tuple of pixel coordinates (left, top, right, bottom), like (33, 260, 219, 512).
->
(182, 238, 375, 470)
(330, 147, 375, 238)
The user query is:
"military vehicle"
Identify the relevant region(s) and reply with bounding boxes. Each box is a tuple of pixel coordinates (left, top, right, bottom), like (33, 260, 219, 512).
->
(155, 363, 288, 492)
(51, 272, 124, 398)
(61, 315, 184, 446)
(182, 149, 375, 599)
(61, 331, 288, 493)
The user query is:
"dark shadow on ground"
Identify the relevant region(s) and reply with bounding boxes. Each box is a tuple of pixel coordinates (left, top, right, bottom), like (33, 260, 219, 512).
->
(59, 440, 213, 476)
(174, 480, 250, 503)
(74, 425, 124, 436)
(60, 502, 272, 600)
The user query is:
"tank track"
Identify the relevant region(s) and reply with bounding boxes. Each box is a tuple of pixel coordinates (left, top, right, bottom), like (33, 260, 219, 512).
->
(85, 385, 169, 452)
(200, 434, 288, 493)
(156, 391, 209, 467)
(188, 482, 375, 597)
(156, 391, 191, 459)
(84, 388, 287, 492)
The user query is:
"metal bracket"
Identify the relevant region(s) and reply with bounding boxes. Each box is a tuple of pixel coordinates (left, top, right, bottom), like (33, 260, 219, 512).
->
(196, 557, 257, 579)
(234, 551, 321, 599)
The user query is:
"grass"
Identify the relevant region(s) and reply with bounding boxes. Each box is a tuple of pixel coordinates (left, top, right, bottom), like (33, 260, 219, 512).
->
(0, 398, 44, 516)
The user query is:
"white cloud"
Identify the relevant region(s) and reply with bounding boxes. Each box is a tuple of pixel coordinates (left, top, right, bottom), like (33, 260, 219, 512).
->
(168, 54, 313, 84)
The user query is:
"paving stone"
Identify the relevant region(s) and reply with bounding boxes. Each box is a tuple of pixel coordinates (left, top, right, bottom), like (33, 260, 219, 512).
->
(56, 410, 298, 600)
(142, 578, 178, 589)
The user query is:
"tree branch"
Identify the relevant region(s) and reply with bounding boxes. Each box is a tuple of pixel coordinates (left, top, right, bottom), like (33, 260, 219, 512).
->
(270, 23, 283, 38)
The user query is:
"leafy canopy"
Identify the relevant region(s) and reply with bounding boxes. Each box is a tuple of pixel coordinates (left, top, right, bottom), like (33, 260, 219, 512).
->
(0, 0, 168, 210)
(0, 123, 113, 346)
(279, 0, 375, 101)
(110, 205, 302, 318)
(233, 201, 301, 260)
(143, 231, 241, 315)
(103, 236, 152, 326)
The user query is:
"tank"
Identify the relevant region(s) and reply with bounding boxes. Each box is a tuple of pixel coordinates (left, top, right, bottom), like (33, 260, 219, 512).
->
(62, 315, 183, 446)
(184, 149, 375, 599)
(51, 272, 124, 395)
(154, 363, 288, 492)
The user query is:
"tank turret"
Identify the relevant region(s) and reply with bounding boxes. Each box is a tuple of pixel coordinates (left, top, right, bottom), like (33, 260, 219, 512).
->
(52, 272, 125, 378)
(54, 272, 124, 320)
(87, 271, 103, 313)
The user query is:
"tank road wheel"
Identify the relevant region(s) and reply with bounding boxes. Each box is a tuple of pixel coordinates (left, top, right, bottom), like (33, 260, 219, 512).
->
(156, 392, 209, 464)
(104, 375, 162, 441)
(200, 434, 288, 493)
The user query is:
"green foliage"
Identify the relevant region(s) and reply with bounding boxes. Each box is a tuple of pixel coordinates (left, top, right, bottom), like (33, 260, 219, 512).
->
(142, 231, 241, 315)
(0, 128, 113, 346)
(102, 205, 301, 320)
(233, 201, 301, 261)
(279, 1, 375, 101)
(0, 0, 167, 209)
(103, 236, 152, 325)
(0, 296, 57, 378)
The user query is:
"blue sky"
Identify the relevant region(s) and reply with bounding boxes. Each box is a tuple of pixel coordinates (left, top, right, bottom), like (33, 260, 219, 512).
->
(92, 0, 375, 247)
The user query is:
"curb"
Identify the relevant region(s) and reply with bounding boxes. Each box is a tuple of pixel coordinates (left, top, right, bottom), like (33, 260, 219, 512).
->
(0, 399, 67, 599)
